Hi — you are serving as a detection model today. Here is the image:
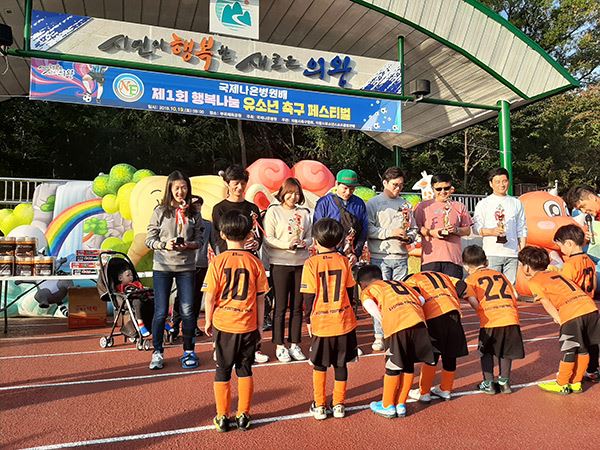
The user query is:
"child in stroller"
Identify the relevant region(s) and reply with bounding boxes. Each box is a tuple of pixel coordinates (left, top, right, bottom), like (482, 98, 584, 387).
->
(116, 267, 151, 337)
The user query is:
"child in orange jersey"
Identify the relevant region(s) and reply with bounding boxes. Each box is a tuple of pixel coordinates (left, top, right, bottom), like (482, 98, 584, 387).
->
(404, 271, 468, 401)
(554, 225, 599, 382)
(463, 245, 524, 395)
(203, 211, 269, 432)
(357, 265, 435, 418)
(519, 245, 600, 395)
(301, 218, 358, 420)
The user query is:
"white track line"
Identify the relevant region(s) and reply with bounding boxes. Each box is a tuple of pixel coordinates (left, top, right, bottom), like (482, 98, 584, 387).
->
(21, 378, 556, 450)
(0, 336, 557, 392)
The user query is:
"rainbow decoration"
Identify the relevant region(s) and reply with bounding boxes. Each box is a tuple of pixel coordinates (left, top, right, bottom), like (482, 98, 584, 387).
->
(46, 198, 103, 256)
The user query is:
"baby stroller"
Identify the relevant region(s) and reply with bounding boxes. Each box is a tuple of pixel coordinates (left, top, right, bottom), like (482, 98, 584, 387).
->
(97, 251, 154, 351)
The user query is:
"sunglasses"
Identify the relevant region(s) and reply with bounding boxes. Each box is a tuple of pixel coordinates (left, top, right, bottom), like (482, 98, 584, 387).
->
(434, 186, 452, 192)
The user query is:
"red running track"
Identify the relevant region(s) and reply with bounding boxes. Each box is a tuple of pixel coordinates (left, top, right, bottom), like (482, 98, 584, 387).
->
(1, 303, 600, 450)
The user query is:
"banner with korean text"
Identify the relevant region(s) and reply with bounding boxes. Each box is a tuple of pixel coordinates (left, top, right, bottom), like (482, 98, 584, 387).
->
(29, 59, 402, 133)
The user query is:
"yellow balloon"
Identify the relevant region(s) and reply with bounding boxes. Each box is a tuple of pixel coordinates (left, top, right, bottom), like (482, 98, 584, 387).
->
(117, 182, 137, 220)
(102, 194, 119, 214)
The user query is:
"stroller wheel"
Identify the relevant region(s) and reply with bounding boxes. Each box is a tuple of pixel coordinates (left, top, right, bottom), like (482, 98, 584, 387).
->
(143, 340, 151, 351)
(106, 337, 114, 348)
(99, 336, 108, 348)
(136, 340, 144, 351)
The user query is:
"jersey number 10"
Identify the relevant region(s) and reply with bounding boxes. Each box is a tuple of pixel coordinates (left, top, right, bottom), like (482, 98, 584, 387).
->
(222, 268, 250, 301)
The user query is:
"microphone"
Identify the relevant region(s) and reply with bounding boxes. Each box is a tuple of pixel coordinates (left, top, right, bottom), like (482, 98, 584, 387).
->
(585, 214, 595, 245)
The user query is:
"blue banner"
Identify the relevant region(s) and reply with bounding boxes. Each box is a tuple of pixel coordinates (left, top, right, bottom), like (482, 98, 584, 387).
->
(30, 59, 401, 133)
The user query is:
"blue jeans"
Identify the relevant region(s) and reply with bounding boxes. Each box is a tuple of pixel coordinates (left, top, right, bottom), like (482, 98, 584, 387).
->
(152, 270, 196, 352)
(370, 257, 408, 337)
(487, 256, 518, 284)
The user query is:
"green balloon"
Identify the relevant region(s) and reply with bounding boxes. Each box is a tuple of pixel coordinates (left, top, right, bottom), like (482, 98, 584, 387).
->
(132, 169, 155, 183)
(109, 163, 137, 185)
(92, 174, 111, 197)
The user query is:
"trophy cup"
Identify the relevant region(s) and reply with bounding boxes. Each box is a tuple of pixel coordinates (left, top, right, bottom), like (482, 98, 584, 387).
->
(288, 212, 305, 249)
(343, 227, 356, 257)
(440, 200, 452, 237)
(495, 205, 507, 244)
(397, 203, 412, 242)
(175, 200, 187, 245)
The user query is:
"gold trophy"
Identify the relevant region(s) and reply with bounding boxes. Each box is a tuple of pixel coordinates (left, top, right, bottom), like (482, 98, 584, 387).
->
(289, 212, 305, 249)
(343, 227, 356, 258)
(440, 200, 452, 237)
(397, 203, 412, 242)
(495, 205, 507, 244)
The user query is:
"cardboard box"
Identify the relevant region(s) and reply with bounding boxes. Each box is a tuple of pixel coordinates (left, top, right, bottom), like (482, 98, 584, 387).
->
(68, 287, 106, 329)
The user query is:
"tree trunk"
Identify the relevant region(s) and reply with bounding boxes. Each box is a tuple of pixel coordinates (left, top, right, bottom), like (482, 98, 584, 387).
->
(237, 119, 247, 167)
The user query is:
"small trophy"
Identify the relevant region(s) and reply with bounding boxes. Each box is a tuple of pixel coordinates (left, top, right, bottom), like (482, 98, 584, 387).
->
(495, 205, 507, 244)
(397, 203, 412, 242)
(175, 200, 187, 245)
(288, 212, 305, 249)
(343, 227, 356, 257)
(440, 200, 452, 237)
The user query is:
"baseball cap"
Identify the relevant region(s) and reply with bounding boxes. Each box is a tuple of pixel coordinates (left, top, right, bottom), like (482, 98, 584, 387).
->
(336, 169, 359, 187)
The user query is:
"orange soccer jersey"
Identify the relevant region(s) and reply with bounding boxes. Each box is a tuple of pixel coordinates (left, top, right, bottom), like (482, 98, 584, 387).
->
(560, 253, 597, 298)
(360, 280, 425, 338)
(403, 272, 461, 320)
(464, 268, 520, 328)
(300, 251, 356, 337)
(529, 271, 597, 325)
(202, 249, 269, 334)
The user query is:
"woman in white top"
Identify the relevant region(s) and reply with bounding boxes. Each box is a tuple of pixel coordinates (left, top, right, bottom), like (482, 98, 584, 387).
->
(263, 178, 312, 362)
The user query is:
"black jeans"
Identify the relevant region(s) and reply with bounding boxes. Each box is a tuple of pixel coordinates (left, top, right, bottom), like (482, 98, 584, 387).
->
(270, 264, 303, 345)
(421, 261, 464, 279)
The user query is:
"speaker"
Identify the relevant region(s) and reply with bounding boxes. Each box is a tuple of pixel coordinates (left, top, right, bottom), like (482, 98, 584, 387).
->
(408, 79, 431, 97)
(0, 23, 13, 47)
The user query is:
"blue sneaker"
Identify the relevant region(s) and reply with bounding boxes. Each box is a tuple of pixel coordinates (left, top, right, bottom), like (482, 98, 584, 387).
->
(396, 403, 407, 417)
(369, 401, 396, 419)
(139, 325, 150, 337)
(180, 351, 199, 369)
(165, 322, 174, 333)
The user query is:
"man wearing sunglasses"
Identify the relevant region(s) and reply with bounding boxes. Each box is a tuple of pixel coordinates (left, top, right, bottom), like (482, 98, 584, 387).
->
(414, 173, 473, 278)
(472, 168, 527, 284)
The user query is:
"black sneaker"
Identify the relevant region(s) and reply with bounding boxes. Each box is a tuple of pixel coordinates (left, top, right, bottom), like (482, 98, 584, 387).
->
(478, 381, 497, 395)
(498, 378, 512, 394)
(262, 318, 273, 332)
(213, 415, 230, 433)
(235, 413, 251, 431)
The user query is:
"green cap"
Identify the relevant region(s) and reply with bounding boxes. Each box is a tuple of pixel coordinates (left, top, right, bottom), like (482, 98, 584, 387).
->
(336, 169, 359, 186)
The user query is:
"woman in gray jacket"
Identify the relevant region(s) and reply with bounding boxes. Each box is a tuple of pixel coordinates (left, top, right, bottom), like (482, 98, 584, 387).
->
(145, 171, 203, 370)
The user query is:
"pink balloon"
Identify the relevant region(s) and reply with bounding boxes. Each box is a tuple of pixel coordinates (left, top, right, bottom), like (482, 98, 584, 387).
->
(291, 160, 335, 196)
(247, 159, 292, 192)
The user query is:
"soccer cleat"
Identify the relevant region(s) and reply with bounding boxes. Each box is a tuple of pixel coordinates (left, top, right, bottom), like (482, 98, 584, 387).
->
(235, 413, 251, 431)
(254, 351, 269, 364)
(289, 345, 307, 361)
(276, 346, 292, 363)
(332, 404, 345, 419)
(408, 388, 431, 403)
(396, 403, 407, 417)
(431, 385, 451, 400)
(369, 401, 397, 419)
(213, 415, 231, 433)
(477, 381, 497, 395)
(569, 382, 583, 393)
(497, 378, 512, 394)
(584, 371, 600, 383)
(149, 351, 164, 370)
(180, 351, 199, 369)
(310, 402, 327, 420)
(538, 381, 571, 395)
(371, 337, 385, 352)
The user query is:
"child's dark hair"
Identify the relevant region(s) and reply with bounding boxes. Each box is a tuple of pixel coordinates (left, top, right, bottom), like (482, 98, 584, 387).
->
(191, 194, 204, 207)
(518, 246, 550, 271)
(462, 245, 487, 267)
(554, 224, 585, 246)
(223, 164, 249, 183)
(357, 265, 383, 283)
(312, 218, 344, 248)
(220, 210, 252, 242)
(117, 266, 131, 279)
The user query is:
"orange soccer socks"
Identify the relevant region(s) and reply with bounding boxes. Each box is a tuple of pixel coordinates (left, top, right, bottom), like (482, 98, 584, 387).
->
(397, 373, 415, 405)
(557, 361, 576, 386)
(419, 364, 436, 394)
(214, 381, 231, 417)
(313, 370, 327, 407)
(237, 376, 254, 416)
(440, 370, 456, 392)
(382, 374, 400, 408)
(571, 354, 590, 384)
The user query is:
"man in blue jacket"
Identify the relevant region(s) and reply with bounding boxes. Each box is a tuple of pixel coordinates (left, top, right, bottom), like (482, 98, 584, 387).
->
(313, 169, 368, 267)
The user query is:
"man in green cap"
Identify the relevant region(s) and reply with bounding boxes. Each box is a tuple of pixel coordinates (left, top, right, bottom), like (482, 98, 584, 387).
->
(313, 169, 368, 267)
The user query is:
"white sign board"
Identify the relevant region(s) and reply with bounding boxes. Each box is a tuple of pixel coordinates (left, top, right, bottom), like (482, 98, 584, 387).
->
(209, 0, 260, 40)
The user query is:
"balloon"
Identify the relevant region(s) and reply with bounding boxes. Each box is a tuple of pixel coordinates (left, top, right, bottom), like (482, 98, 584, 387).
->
(92, 174, 110, 197)
(109, 163, 137, 185)
(132, 169, 155, 183)
(101, 194, 119, 214)
(117, 182, 136, 220)
(0, 209, 13, 224)
(13, 203, 34, 225)
(247, 158, 292, 192)
(0, 214, 21, 236)
(122, 229, 134, 244)
(291, 160, 335, 196)
(353, 186, 377, 203)
(8, 225, 48, 251)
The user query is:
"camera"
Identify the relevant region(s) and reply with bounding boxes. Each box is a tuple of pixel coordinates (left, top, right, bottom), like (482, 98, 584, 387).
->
(175, 237, 184, 245)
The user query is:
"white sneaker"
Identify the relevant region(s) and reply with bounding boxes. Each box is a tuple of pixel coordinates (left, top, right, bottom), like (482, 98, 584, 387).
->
(357, 347, 364, 356)
(149, 351, 164, 370)
(431, 385, 451, 400)
(371, 337, 384, 352)
(408, 388, 431, 403)
(289, 345, 307, 361)
(332, 404, 345, 418)
(254, 351, 269, 364)
(310, 402, 327, 420)
(276, 346, 292, 362)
